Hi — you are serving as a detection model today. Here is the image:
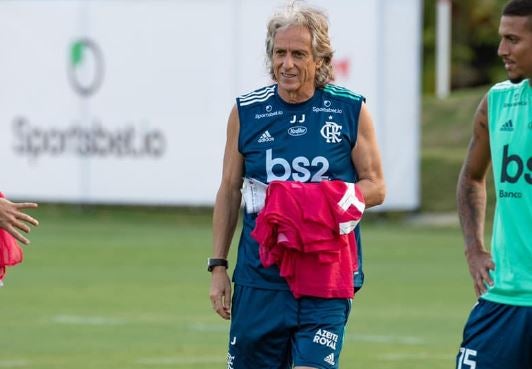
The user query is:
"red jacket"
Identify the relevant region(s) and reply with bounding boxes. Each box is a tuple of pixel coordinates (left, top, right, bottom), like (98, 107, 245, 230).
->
(251, 181, 365, 299)
(0, 192, 24, 284)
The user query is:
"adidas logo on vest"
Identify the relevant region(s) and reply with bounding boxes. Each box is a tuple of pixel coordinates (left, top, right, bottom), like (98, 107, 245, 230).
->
(324, 353, 335, 366)
(258, 130, 274, 143)
(500, 120, 514, 132)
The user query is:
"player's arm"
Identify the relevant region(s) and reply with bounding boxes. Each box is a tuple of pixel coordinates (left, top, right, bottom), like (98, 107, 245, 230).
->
(351, 103, 386, 208)
(0, 197, 39, 245)
(456, 94, 494, 297)
(209, 104, 244, 320)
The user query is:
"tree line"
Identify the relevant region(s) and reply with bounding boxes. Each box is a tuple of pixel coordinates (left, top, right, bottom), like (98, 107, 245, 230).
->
(423, 0, 509, 94)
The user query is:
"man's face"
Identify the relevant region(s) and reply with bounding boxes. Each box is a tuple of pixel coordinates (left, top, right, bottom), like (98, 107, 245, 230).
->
(272, 25, 321, 101)
(498, 15, 532, 81)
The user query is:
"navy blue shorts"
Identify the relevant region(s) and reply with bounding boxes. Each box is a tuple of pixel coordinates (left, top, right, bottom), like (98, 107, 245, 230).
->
(227, 285, 351, 369)
(455, 299, 532, 369)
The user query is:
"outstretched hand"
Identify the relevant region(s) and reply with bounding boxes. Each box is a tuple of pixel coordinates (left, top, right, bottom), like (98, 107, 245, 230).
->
(465, 248, 495, 297)
(0, 198, 39, 245)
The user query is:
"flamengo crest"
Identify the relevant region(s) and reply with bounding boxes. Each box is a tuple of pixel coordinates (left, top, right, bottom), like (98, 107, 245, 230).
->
(320, 121, 342, 143)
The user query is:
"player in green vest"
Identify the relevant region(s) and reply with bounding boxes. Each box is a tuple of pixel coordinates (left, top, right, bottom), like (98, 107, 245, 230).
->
(455, 1, 532, 368)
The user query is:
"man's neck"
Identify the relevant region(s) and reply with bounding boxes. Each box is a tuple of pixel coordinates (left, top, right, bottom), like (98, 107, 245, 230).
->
(278, 87, 315, 104)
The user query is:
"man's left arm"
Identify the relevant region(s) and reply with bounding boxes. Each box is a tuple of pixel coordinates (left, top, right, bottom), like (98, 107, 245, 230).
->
(351, 103, 386, 208)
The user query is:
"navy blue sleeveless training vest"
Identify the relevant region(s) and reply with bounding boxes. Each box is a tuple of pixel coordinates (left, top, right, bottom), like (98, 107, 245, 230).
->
(235, 83, 366, 291)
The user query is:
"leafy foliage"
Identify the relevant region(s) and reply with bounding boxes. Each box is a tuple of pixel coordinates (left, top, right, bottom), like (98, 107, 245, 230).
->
(423, 0, 509, 93)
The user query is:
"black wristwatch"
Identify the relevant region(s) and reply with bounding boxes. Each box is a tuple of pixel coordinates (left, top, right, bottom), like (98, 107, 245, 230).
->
(207, 258, 228, 272)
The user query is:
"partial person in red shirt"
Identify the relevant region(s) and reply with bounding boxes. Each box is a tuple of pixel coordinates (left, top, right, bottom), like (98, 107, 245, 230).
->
(0, 193, 39, 245)
(0, 193, 38, 284)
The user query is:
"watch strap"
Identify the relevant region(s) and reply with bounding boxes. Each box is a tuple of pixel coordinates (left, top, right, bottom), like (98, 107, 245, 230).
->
(207, 258, 228, 272)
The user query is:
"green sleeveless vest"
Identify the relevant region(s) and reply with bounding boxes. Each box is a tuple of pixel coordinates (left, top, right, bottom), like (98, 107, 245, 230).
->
(484, 79, 532, 306)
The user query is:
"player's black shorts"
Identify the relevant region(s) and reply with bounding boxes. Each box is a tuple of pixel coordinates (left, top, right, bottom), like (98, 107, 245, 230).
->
(227, 284, 351, 369)
(455, 298, 532, 369)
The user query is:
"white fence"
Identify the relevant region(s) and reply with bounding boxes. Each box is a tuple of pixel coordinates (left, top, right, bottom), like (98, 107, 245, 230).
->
(0, 0, 421, 210)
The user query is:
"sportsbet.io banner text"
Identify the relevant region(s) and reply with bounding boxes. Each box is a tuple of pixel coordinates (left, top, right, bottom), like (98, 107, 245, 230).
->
(0, 0, 421, 210)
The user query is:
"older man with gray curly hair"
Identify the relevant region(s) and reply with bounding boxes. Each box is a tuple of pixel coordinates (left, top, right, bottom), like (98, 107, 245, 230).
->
(209, 2, 385, 368)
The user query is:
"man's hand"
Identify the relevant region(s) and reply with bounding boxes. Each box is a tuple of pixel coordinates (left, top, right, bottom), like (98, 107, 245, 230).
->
(209, 268, 232, 320)
(465, 248, 495, 297)
(0, 198, 39, 245)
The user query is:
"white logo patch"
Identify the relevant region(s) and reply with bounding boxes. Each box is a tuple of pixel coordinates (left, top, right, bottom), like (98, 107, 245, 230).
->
(266, 149, 329, 182)
(320, 122, 342, 143)
(313, 329, 338, 350)
(258, 130, 274, 143)
(254, 106, 283, 120)
(227, 353, 235, 369)
(324, 353, 336, 366)
(290, 114, 305, 124)
(288, 126, 307, 137)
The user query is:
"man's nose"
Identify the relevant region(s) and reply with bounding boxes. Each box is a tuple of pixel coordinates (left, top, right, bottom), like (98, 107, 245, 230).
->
(283, 54, 294, 69)
(497, 40, 508, 57)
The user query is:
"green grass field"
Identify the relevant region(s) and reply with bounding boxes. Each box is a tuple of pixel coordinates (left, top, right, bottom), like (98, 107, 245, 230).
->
(421, 86, 496, 215)
(0, 86, 491, 368)
(0, 206, 480, 369)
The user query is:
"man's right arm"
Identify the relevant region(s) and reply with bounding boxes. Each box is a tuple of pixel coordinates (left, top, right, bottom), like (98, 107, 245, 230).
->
(456, 94, 495, 297)
(209, 105, 244, 320)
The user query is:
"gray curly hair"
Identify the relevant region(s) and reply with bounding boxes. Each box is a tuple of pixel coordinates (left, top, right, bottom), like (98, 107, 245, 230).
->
(265, 1, 334, 88)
